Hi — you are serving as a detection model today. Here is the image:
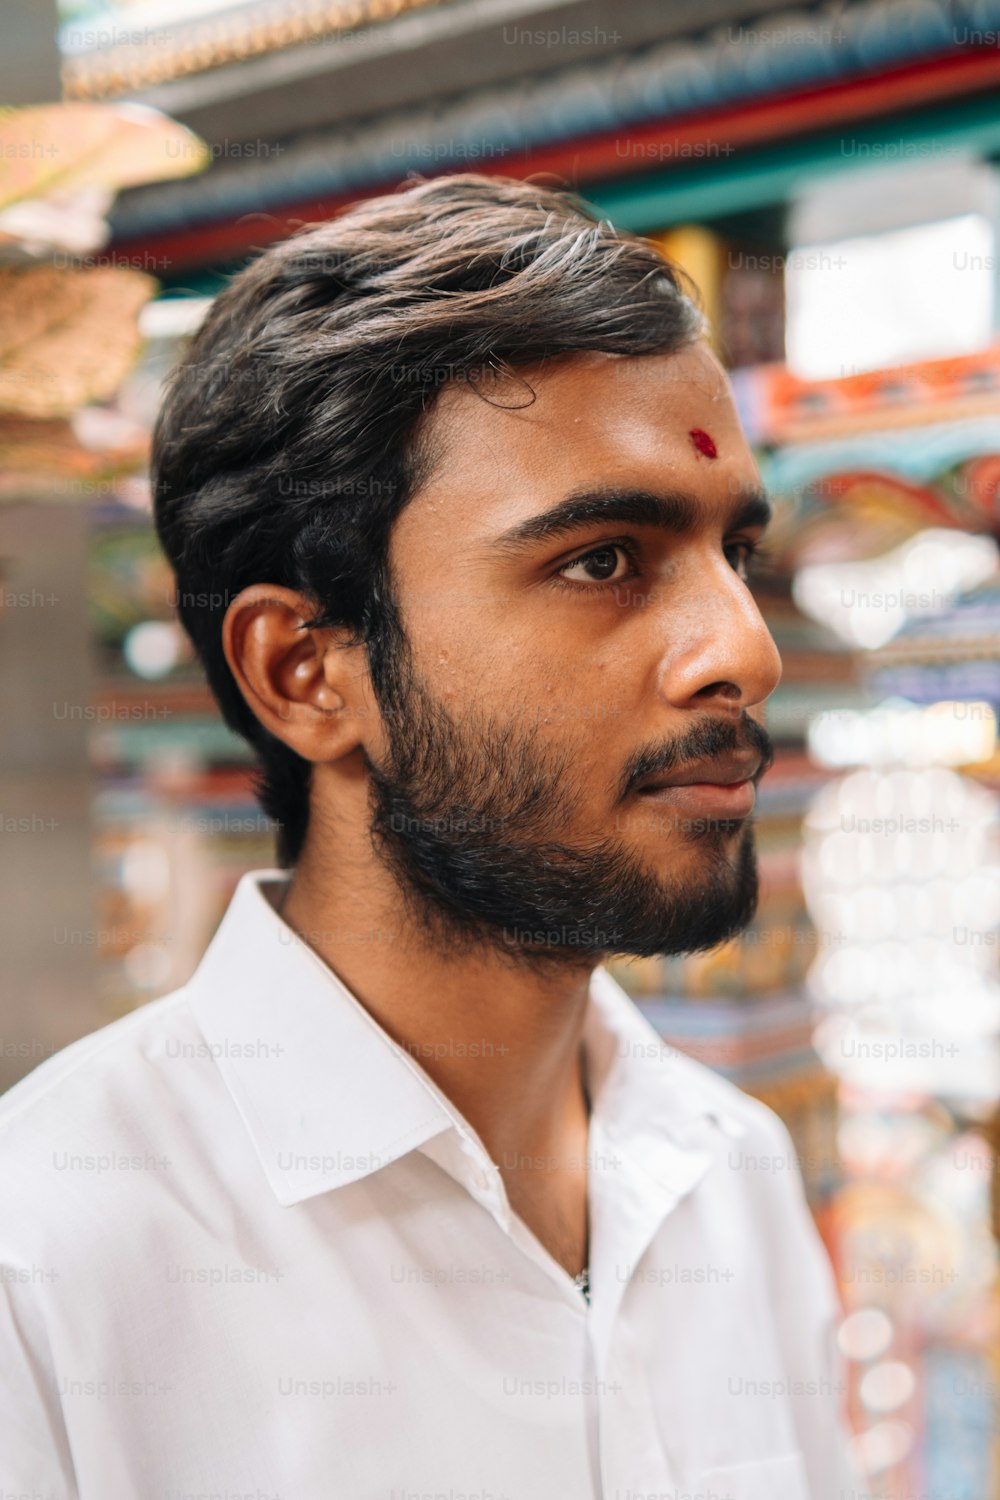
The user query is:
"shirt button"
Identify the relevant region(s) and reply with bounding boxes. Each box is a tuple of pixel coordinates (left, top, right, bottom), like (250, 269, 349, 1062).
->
(475, 1169, 490, 1189)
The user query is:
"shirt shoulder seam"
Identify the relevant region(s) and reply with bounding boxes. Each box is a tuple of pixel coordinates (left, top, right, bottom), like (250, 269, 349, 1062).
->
(0, 987, 193, 1135)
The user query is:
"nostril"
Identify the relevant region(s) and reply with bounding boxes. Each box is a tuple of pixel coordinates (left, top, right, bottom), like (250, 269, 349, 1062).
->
(693, 682, 742, 704)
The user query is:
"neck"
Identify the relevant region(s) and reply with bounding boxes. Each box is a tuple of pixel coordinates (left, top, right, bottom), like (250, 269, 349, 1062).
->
(278, 832, 595, 1172)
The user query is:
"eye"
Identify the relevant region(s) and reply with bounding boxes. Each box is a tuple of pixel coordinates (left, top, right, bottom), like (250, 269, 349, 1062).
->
(724, 538, 765, 581)
(557, 543, 637, 587)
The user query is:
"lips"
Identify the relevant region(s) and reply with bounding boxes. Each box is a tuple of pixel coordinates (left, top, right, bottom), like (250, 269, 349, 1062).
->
(635, 753, 762, 794)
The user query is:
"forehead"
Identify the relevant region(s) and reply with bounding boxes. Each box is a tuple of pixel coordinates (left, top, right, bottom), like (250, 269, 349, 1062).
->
(401, 343, 759, 548)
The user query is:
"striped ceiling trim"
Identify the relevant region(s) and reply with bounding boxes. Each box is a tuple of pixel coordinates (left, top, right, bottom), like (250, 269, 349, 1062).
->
(108, 44, 1000, 271)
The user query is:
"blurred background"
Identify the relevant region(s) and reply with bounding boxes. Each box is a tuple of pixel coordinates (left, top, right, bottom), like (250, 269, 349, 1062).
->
(4, 0, 1000, 1492)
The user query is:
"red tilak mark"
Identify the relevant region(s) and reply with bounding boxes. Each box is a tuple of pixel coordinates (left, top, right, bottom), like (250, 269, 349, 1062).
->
(689, 428, 718, 459)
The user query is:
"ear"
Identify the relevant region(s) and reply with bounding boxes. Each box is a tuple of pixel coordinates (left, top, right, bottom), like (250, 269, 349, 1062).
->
(221, 584, 374, 763)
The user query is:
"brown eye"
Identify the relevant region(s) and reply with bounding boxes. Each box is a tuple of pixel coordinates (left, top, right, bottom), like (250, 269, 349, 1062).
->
(724, 540, 759, 581)
(560, 545, 631, 585)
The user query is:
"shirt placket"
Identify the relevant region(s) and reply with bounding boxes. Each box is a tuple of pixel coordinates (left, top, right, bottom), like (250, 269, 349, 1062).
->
(585, 1112, 716, 1496)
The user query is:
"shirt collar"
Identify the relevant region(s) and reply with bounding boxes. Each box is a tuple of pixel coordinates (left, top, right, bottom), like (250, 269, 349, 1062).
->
(185, 869, 744, 1209)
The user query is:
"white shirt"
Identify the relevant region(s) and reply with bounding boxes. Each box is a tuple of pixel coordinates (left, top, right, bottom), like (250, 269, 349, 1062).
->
(0, 870, 863, 1500)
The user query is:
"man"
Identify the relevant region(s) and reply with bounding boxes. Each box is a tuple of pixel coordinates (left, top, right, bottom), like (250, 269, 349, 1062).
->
(1, 175, 861, 1498)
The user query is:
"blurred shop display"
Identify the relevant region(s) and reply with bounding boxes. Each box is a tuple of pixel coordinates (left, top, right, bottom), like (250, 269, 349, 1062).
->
(59, 0, 457, 100)
(0, 94, 210, 1086)
(0, 100, 209, 497)
(87, 501, 274, 1014)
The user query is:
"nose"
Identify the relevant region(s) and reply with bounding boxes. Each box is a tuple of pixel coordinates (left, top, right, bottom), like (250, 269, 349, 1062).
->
(654, 550, 783, 715)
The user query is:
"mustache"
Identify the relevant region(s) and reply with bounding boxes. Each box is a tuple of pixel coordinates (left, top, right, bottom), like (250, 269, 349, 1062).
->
(617, 713, 775, 803)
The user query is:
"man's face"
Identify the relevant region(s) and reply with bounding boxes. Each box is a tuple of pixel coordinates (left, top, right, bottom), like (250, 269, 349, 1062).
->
(362, 341, 783, 968)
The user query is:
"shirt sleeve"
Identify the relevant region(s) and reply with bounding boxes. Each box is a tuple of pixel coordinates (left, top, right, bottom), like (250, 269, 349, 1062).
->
(0, 1272, 80, 1499)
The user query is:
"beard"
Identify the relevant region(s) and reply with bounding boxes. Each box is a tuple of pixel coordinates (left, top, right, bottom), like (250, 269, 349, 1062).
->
(363, 611, 773, 974)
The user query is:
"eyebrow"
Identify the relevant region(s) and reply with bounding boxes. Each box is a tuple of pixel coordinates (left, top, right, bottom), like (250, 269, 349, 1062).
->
(489, 485, 773, 557)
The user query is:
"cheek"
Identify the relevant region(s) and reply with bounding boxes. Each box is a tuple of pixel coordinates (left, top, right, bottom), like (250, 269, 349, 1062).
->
(406, 575, 669, 737)
(504, 648, 645, 750)
(441, 629, 623, 737)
